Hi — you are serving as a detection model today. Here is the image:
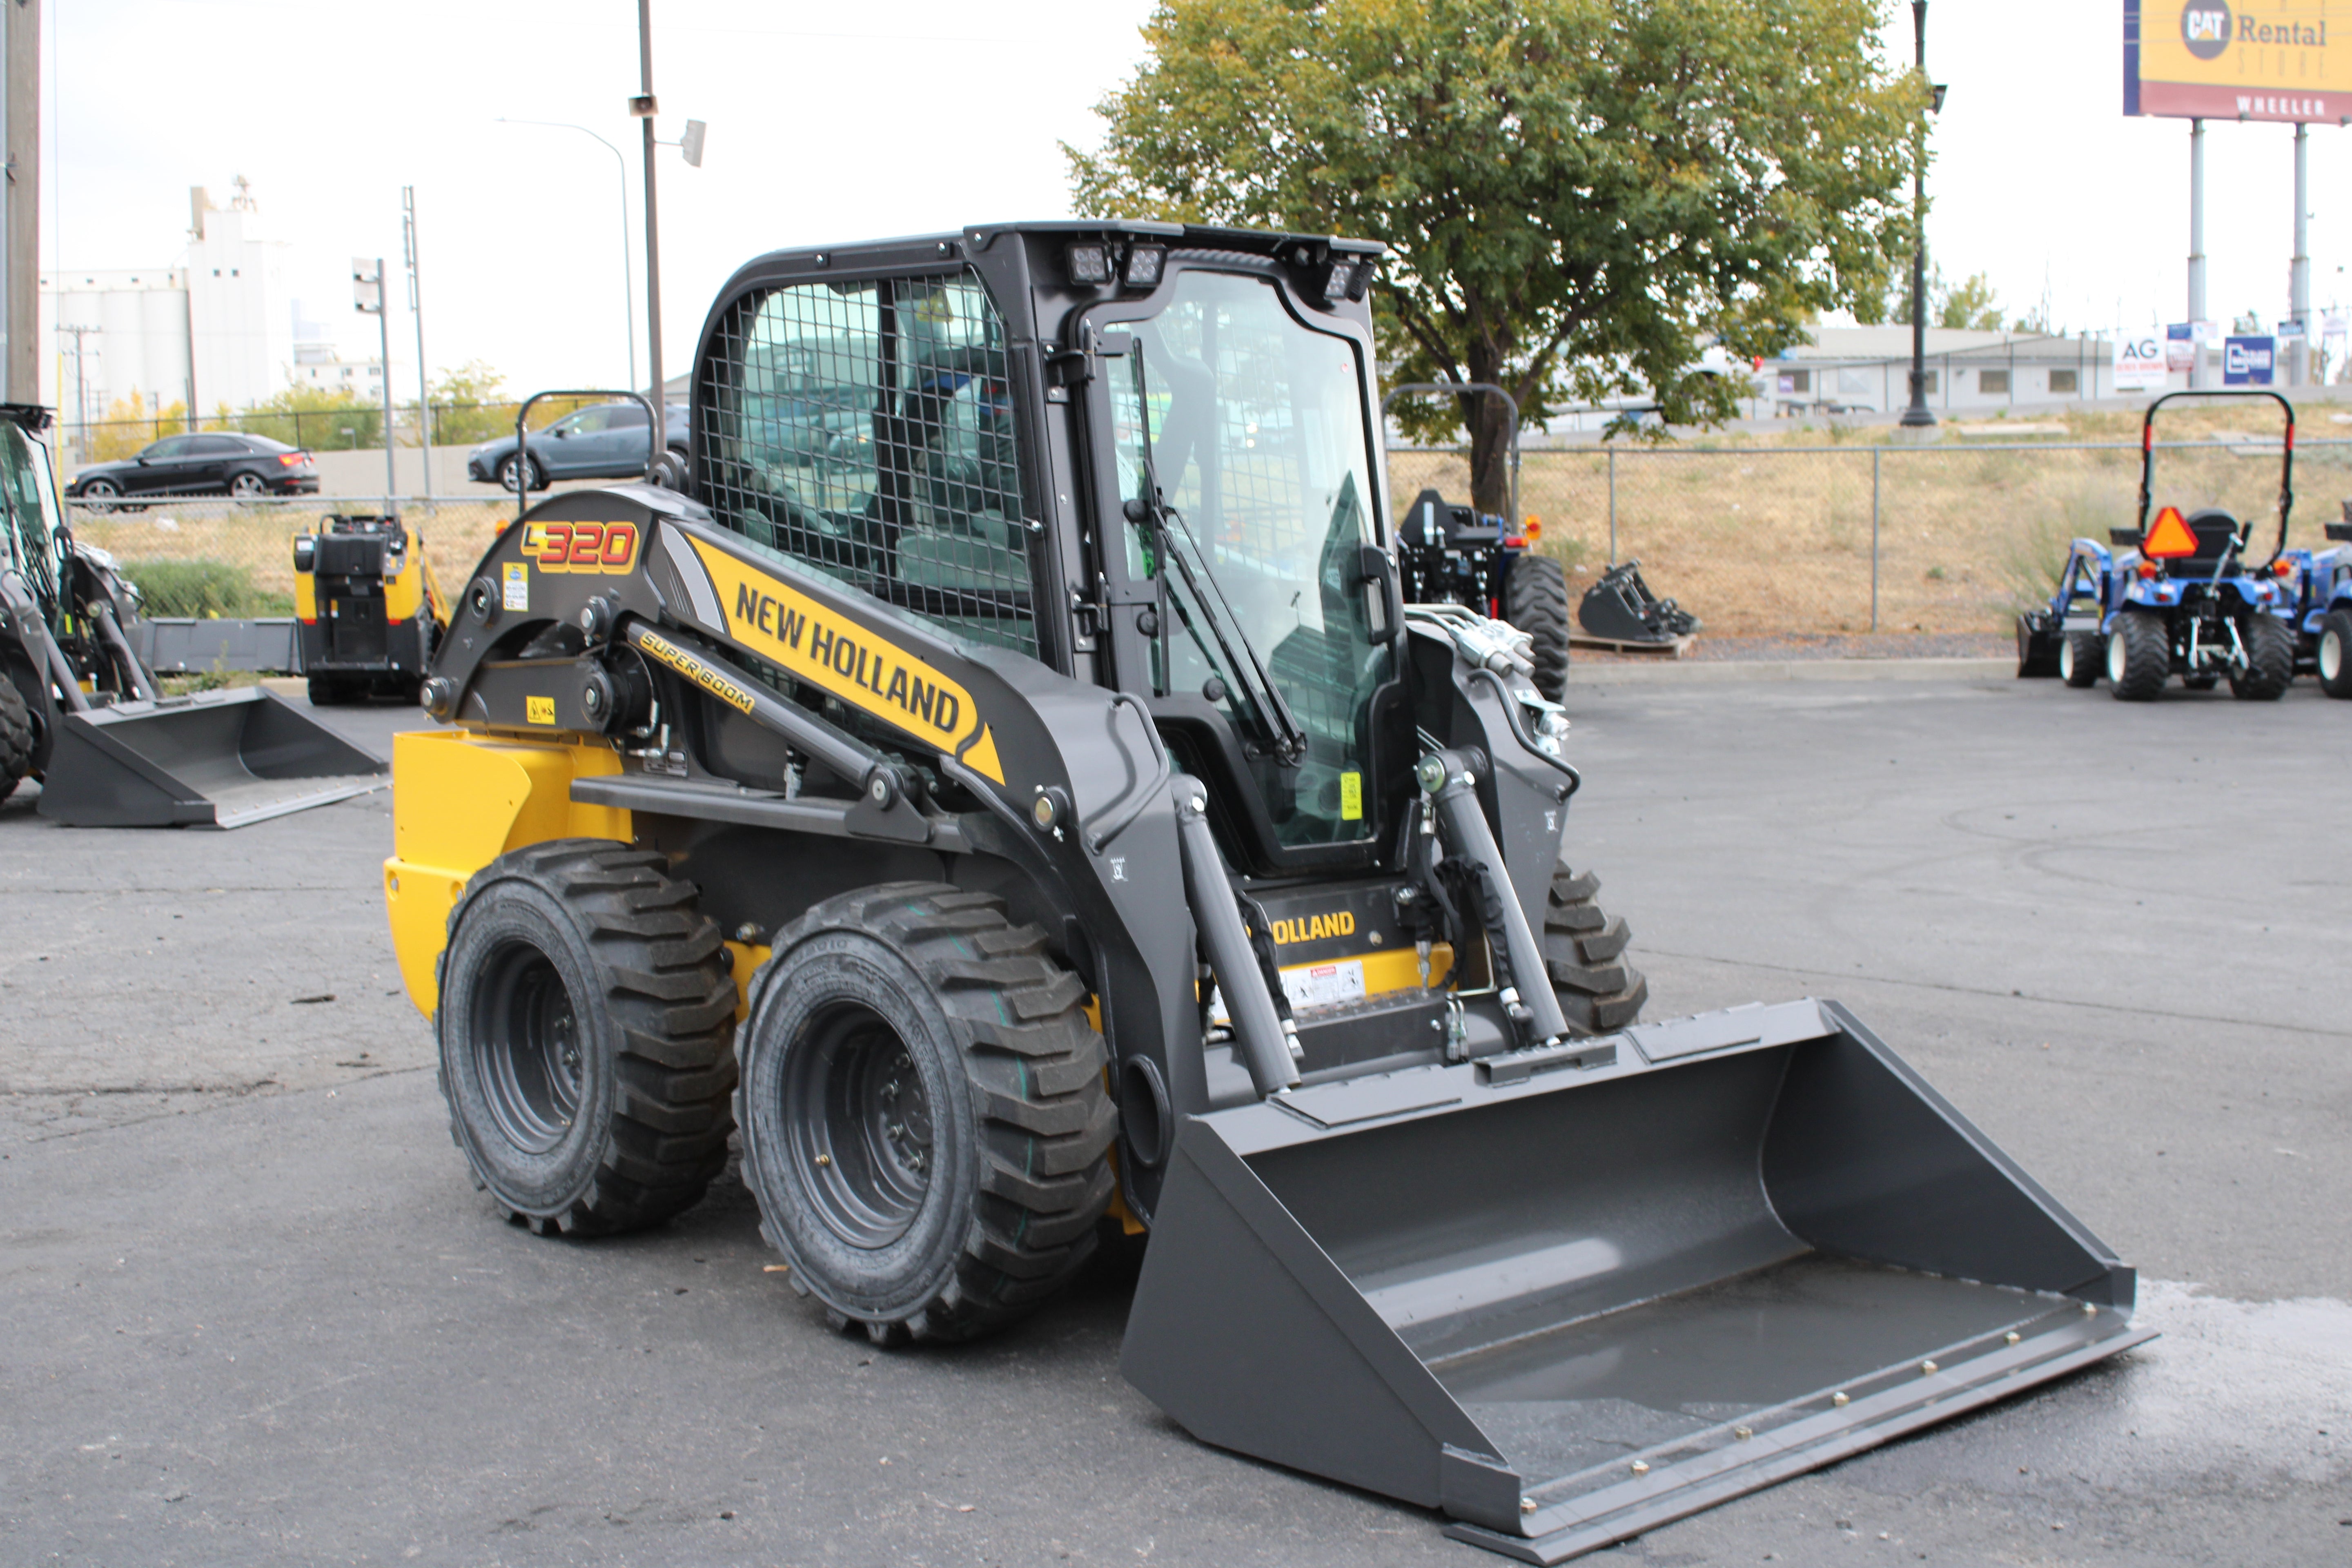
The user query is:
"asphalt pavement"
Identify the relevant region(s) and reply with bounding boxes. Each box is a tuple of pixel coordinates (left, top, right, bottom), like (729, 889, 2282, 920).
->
(3, 670, 2348, 1567)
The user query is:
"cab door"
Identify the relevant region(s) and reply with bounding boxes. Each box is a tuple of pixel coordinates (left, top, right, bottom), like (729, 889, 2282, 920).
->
(128, 435, 197, 495)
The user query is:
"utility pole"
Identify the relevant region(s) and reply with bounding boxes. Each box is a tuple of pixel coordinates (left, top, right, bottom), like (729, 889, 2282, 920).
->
(403, 187, 432, 497)
(632, 0, 664, 445)
(2289, 122, 2310, 388)
(2, 0, 41, 403)
(353, 257, 396, 502)
(58, 319, 94, 456)
(1897, 0, 1940, 433)
(2188, 119, 2207, 389)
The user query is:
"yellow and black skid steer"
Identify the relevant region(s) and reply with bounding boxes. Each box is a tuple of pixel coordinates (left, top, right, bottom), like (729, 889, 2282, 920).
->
(0, 405, 385, 826)
(385, 225, 2150, 1561)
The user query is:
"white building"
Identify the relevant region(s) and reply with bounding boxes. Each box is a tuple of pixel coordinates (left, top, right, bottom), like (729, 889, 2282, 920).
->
(38, 179, 294, 448)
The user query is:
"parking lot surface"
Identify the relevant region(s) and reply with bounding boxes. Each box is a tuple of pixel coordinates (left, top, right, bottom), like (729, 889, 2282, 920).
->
(4, 674, 2348, 1566)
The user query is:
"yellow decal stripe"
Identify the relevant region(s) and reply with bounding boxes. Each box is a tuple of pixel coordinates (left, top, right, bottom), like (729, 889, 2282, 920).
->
(686, 535, 1004, 784)
(637, 630, 756, 713)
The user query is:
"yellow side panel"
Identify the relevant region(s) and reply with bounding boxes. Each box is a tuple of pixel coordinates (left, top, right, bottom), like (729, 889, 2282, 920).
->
(293, 569, 315, 621)
(383, 730, 630, 1019)
(381, 557, 425, 623)
(723, 941, 772, 1022)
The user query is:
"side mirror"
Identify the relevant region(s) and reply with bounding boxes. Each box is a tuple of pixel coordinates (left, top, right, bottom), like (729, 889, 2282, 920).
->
(551, 427, 570, 439)
(2108, 528, 2143, 548)
(1356, 544, 1401, 644)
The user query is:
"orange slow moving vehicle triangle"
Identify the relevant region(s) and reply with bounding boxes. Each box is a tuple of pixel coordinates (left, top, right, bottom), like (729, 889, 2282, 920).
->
(2143, 505, 2200, 559)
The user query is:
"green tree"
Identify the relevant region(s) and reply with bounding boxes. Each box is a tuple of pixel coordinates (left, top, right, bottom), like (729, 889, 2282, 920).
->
(1935, 271, 2003, 331)
(89, 389, 189, 461)
(1069, 0, 1927, 513)
(428, 360, 517, 445)
(235, 385, 382, 452)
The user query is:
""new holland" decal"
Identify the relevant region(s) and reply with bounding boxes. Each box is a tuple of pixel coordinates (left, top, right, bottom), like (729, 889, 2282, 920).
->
(686, 536, 1005, 783)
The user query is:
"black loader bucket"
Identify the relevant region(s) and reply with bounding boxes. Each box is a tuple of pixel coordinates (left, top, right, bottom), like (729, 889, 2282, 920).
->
(38, 686, 387, 828)
(1122, 999, 2150, 1563)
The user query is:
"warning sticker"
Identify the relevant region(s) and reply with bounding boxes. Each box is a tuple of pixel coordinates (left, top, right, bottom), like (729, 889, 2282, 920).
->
(502, 561, 529, 611)
(1280, 958, 1366, 1013)
(525, 695, 555, 726)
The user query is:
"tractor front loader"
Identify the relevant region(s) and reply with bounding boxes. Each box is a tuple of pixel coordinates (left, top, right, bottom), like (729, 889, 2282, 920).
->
(387, 225, 2148, 1561)
(0, 405, 384, 826)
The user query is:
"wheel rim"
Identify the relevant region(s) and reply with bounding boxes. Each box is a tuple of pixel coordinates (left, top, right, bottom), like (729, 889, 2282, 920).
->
(784, 1001, 933, 1249)
(469, 939, 586, 1154)
(2106, 628, 2127, 683)
(2060, 637, 2077, 680)
(2323, 630, 2343, 683)
(501, 458, 523, 490)
(231, 474, 265, 496)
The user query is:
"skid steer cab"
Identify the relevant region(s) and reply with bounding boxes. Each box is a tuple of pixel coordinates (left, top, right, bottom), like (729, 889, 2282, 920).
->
(292, 513, 446, 706)
(2018, 389, 2296, 699)
(385, 225, 2148, 1561)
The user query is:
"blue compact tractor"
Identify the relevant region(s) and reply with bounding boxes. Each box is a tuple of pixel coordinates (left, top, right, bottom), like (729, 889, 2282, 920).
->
(2269, 499, 2352, 699)
(2017, 390, 2296, 701)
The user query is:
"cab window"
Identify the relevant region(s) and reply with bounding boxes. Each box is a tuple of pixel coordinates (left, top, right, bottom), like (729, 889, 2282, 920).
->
(696, 270, 1036, 658)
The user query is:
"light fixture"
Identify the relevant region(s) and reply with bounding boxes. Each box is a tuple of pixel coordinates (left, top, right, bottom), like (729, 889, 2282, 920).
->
(1065, 242, 1112, 286)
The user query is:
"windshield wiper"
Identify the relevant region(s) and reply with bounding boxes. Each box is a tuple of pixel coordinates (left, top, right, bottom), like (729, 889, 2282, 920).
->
(1125, 486, 1306, 763)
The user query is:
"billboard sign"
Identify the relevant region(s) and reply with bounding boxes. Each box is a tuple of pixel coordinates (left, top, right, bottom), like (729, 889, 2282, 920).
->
(2164, 322, 2200, 372)
(2125, 1, 2350, 120)
(2223, 334, 2276, 385)
(2115, 332, 2169, 391)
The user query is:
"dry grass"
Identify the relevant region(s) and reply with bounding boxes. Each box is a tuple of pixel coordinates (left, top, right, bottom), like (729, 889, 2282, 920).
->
(64, 427, 2352, 644)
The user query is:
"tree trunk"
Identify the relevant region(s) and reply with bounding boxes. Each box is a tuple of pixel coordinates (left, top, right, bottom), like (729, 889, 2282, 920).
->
(1463, 387, 1515, 521)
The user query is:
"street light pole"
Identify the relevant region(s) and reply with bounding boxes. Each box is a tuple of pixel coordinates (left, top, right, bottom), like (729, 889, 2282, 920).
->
(353, 258, 396, 501)
(1898, 0, 1938, 431)
(633, 0, 666, 441)
(496, 118, 636, 393)
(403, 187, 432, 499)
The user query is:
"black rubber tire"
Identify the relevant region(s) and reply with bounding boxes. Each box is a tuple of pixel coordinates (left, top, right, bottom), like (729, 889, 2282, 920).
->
(2229, 613, 2294, 700)
(0, 677, 34, 801)
(498, 454, 545, 494)
(2059, 630, 2102, 687)
(305, 673, 351, 706)
(2106, 611, 2169, 702)
(1541, 862, 1648, 1035)
(437, 840, 738, 1237)
(737, 882, 1116, 1344)
(2319, 608, 2352, 699)
(1503, 555, 1571, 704)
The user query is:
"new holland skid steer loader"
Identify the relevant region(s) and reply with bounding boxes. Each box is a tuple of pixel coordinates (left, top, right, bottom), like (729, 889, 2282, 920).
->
(0, 405, 385, 826)
(386, 224, 2149, 1561)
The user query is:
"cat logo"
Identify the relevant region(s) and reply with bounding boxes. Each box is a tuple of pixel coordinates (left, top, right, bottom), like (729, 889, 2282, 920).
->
(522, 520, 641, 575)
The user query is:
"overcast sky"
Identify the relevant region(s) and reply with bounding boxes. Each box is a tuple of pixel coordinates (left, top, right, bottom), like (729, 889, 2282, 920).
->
(41, 0, 2348, 402)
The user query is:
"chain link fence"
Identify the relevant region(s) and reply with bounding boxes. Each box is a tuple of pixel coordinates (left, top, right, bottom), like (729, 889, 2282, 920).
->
(1392, 440, 2352, 638)
(62, 439, 2352, 635)
(65, 497, 515, 617)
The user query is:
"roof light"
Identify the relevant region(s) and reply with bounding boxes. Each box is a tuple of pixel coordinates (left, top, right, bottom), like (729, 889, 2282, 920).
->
(1123, 245, 1165, 288)
(1065, 243, 1112, 286)
(2143, 506, 2199, 559)
(1321, 261, 1352, 303)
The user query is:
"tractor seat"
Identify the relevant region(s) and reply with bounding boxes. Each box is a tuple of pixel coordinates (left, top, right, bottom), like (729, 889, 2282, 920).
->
(2176, 507, 2245, 569)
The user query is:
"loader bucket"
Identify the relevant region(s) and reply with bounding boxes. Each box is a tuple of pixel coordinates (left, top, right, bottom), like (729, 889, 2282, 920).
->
(1122, 999, 2151, 1564)
(37, 686, 387, 828)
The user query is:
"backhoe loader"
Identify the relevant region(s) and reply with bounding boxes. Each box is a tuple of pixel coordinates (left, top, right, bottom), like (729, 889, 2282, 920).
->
(0, 405, 385, 826)
(385, 224, 2149, 1561)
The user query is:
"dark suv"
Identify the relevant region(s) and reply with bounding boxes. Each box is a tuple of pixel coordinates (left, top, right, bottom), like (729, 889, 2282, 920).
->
(67, 432, 320, 508)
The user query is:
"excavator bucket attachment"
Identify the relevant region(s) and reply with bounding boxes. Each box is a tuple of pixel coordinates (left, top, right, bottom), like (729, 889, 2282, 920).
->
(1122, 999, 2150, 1564)
(38, 686, 387, 828)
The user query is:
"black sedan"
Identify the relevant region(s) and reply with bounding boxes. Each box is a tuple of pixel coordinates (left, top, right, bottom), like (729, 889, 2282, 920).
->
(67, 433, 319, 509)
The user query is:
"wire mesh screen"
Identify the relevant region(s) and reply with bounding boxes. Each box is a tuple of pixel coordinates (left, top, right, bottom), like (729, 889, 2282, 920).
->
(694, 270, 1038, 658)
